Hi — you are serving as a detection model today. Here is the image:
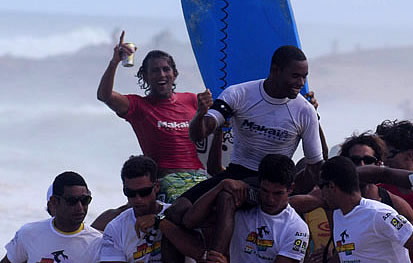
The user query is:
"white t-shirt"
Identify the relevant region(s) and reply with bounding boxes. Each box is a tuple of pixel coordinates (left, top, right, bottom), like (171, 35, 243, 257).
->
(5, 218, 102, 263)
(333, 198, 413, 263)
(207, 79, 323, 171)
(100, 201, 171, 263)
(230, 204, 309, 262)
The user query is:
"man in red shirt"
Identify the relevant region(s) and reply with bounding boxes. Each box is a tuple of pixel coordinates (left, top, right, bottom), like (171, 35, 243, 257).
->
(97, 31, 207, 205)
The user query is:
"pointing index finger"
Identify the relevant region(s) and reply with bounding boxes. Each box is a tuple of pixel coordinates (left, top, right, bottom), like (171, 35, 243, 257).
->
(119, 30, 125, 45)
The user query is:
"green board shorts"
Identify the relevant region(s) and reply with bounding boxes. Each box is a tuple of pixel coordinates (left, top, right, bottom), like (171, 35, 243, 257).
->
(157, 170, 209, 204)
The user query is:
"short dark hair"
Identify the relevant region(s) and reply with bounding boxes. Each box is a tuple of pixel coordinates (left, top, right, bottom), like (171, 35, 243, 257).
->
(376, 120, 413, 151)
(258, 154, 295, 188)
(53, 171, 88, 196)
(136, 50, 179, 94)
(121, 155, 158, 183)
(340, 131, 386, 161)
(320, 156, 359, 194)
(271, 45, 307, 70)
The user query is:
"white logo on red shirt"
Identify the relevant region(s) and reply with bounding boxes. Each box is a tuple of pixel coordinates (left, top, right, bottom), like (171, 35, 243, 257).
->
(157, 121, 189, 130)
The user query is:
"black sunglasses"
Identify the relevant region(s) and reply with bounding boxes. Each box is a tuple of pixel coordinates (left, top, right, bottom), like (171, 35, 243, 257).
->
(123, 185, 154, 198)
(350, 155, 377, 166)
(56, 195, 92, 206)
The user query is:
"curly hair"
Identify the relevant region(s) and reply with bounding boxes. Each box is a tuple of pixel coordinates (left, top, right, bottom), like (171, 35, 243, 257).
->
(339, 131, 387, 162)
(135, 50, 179, 95)
(376, 120, 413, 151)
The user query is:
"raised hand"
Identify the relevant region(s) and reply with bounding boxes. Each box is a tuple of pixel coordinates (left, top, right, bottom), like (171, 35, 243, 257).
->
(304, 90, 319, 110)
(197, 89, 213, 116)
(111, 30, 136, 65)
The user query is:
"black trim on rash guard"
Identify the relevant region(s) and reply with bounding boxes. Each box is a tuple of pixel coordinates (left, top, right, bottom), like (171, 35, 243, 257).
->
(378, 186, 394, 208)
(210, 99, 233, 119)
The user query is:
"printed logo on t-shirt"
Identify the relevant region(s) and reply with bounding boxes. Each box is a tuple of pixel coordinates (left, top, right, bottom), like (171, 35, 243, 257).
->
(157, 120, 189, 130)
(133, 230, 161, 260)
(336, 230, 355, 255)
(240, 119, 291, 141)
(133, 241, 161, 260)
(37, 250, 72, 263)
(243, 226, 275, 261)
(383, 213, 407, 230)
(244, 225, 274, 252)
(391, 216, 407, 230)
(292, 238, 308, 254)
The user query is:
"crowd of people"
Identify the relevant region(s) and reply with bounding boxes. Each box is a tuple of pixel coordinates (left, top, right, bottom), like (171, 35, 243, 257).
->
(2, 31, 413, 263)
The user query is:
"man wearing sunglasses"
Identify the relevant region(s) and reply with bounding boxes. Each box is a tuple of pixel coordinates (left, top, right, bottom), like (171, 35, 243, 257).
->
(1, 171, 102, 263)
(376, 120, 413, 208)
(339, 132, 413, 222)
(100, 155, 205, 263)
(320, 156, 413, 262)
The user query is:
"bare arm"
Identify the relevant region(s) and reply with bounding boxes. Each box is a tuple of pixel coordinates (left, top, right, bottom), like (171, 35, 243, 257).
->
(207, 127, 225, 176)
(97, 30, 132, 116)
(357, 166, 412, 188)
(304, 91, 328, 161)
(388, 192, 413, 223)
(189, 89, 216, 142)
(91, 203, 130, 231)
(159, 219, 204, 260)
(289, 187, 326, 214)
(319, 124, 329, 161)
(274, 255, 299, 263)
(404, 233, 413, 251)
(182, 179, 247, 229)
(0, 256, 11, 263)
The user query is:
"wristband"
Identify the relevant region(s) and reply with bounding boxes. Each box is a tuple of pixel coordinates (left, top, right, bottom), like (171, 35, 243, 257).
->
(409, 174, 413, 191)
(154, 214, 166, 230)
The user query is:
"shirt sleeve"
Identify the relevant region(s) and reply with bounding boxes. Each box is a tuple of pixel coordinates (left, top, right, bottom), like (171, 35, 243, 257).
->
(278, 220, 310, 261)
(100, 223, 127, 262)
(5, 228, 28, 263)
(300, 102, 323, 164)
(374, 208, 413, 247)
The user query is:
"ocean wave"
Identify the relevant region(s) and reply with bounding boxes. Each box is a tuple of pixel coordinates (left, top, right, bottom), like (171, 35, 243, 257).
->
(0, 26, 111, 59)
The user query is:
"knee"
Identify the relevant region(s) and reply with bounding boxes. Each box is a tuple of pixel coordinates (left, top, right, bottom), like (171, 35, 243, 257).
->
(216, 191, 236, 211)
(165, 197, 192, 225)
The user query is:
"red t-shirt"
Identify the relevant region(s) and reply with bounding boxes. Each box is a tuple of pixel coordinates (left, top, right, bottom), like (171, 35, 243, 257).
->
(123, 93, 203, 170)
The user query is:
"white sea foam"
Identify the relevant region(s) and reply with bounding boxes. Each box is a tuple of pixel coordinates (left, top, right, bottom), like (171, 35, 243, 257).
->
(0, 27, 111, 59)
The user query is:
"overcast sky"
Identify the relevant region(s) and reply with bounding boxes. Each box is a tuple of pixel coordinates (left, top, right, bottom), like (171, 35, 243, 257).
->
(2, 0, 413, 27)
